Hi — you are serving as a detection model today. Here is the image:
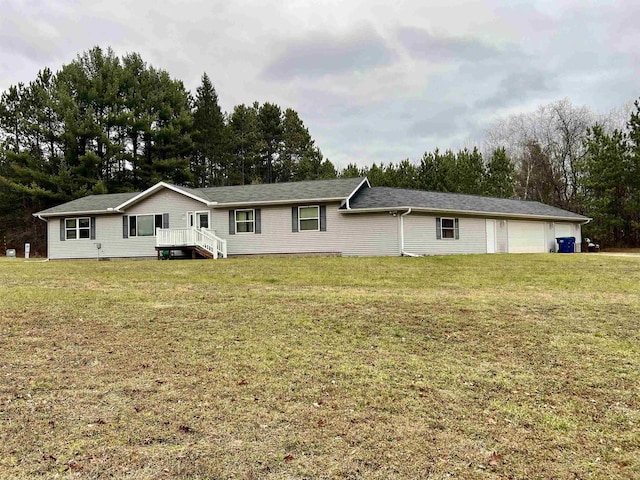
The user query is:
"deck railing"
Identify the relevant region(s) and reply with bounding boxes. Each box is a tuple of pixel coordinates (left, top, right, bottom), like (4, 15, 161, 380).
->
(156, 227, 227, 259)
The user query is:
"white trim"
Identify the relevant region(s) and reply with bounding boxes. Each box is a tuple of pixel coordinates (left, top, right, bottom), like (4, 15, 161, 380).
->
(234, 208, 255, 234)
(298, 205, 320, 232)
(64, 217, 91, 240)
(115, 182, 215, 211)
(344, 177, 371, 210)
(340, 206, 589, 223)
(35, 209, 116, 218)
(439, 217, 457, 240)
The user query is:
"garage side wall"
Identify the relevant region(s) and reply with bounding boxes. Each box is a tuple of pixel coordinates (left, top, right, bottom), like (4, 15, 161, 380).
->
(403, 214, 486, 255)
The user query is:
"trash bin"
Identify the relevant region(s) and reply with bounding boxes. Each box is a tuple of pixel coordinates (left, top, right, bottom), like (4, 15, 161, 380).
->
(556, 237, 576, 253)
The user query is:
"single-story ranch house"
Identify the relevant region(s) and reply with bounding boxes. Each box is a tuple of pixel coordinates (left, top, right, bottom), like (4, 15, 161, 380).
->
(34, 177, 588, 260)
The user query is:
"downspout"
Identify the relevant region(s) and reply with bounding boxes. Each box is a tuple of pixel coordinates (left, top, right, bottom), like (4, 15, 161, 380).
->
(400, 208, 420, 257)
(34, 214, 50, 262)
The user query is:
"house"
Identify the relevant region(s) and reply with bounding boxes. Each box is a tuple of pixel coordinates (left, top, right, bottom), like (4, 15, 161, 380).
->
(33, 177, 588, 260)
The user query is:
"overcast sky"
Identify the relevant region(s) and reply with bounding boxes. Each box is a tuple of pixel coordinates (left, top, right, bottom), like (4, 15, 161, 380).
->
(1, 0, 638, 168)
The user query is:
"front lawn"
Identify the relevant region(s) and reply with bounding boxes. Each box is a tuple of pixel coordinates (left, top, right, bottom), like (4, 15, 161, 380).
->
(0, 254, 638, 478)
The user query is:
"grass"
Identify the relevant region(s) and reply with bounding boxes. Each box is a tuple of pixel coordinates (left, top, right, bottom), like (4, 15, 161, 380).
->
(0, 254, 638, 479)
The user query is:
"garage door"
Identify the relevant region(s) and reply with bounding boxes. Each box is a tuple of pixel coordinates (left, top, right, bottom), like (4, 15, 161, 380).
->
(508, 221, 546, 253)
(554, 223, 573, 238)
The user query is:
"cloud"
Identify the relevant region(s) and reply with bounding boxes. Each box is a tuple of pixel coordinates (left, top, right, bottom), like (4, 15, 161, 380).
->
(396, 27, 503, 63)
(477, 70, 553, 110)
(262, 27, 397, 80)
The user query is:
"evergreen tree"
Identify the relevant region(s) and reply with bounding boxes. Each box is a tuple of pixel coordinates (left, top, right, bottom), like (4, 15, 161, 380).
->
(227, 104, 260, 185)
(192, 73, 226, 186)
(257, 102, 283, 183)
(484, 147, 514, 198)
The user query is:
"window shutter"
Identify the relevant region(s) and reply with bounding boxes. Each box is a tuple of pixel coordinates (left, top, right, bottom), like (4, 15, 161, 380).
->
(229, 210, 235, 235)
(90, 217, 96, 240)
(60, 218, 65, 241)
(292, 207, 298, 232)
(454, 218, 460, 239)
(320, 205, 327, 231)
(436, 217, 441, 240)
(162, 213, 169, 229)
(122, 216, 129, 239)
(255, 209, 261, 234)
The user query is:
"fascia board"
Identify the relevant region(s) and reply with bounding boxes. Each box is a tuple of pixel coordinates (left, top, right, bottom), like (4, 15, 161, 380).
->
(341, 206, 590, 222)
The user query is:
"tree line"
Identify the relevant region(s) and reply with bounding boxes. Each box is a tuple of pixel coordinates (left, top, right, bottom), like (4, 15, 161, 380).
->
(1, 46, 639, 254)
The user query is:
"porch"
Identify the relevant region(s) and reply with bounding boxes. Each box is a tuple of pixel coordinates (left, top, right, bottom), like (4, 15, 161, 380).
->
(155, 227, 227, 259)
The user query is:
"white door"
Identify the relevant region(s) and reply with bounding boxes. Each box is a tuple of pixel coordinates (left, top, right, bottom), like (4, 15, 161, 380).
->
(486, 219, 496, 253)
(196, 212, 209, 229)
(188, 211, 210, 229)
(508, 221, 546, 253)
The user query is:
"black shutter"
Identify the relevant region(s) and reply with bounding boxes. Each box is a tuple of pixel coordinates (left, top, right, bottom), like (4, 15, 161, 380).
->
(454, 218, 460, 239)
(60, 218, 65, 241)
(122, 215, 129, 238)
(436, 217, 441, 240)
(90, 217, 96, 240)
(255, 209, 261, 234)
(292, 207, 298, 232)
(229, 210, 235, 235)
(320, 205, 326, 231)
(162, 213, 169, 229)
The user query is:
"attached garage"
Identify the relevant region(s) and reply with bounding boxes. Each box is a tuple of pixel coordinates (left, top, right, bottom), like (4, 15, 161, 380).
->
(554, 222, 581, 252)
(508, 220, 547, 253)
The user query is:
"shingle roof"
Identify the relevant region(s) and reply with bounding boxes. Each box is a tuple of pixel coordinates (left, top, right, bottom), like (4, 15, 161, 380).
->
(35, 192, 138, 216)
(197, 177, 367, 205)
(347, 187, 588, 221)
(35, 178, 367, 216)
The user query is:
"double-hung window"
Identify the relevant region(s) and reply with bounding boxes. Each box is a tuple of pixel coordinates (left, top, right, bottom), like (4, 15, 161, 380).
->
(235, 209, 255, 233)
(299, 206, 320, 231)
(65, 217, 91, 240)
(436, 217, 459, 240)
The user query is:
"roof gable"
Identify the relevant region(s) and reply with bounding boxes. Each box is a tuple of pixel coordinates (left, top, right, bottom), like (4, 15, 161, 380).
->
(34, 177, 368, 217)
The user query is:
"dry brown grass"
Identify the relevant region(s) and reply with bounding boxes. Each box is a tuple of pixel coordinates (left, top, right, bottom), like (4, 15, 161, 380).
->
(0, 254, 638, 479)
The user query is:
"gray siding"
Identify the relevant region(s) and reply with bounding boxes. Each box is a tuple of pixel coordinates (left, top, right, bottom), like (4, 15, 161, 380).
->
(496, 219, 508, 253)
(403, 214, 487, 255)
(212, 203, 399, 256)
(48, 190, 208, 260)
(554, 222, 582, 252)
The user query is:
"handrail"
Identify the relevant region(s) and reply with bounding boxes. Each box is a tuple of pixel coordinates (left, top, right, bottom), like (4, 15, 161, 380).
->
(156, 227, 227, 259)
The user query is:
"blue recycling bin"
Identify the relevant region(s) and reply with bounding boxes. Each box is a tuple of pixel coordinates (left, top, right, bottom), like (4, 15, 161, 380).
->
(556, 237, 576, 253)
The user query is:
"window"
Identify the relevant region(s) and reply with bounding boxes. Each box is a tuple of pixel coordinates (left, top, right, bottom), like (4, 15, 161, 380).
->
(299, 206, 319, 231)
(235, 209, 254, 233)
(441, 218, 455, 239)
(129, 214, 163, 237)
(65, 217, 91, 240)
(437, 217, 459, 240)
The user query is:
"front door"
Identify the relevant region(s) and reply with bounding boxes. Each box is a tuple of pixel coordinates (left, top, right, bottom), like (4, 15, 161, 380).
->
(486, 219, 496, 254)
(188, 211, 210, 229)
(196, 212, 209, 229)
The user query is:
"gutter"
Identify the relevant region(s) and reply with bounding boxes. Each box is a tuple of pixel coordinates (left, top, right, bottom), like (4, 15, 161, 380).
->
(341, 206, 587, 222)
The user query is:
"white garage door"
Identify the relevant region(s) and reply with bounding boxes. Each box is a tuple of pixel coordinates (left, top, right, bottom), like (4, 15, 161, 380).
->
(508, 221, 547, 253)
(554, 223, 573, 238)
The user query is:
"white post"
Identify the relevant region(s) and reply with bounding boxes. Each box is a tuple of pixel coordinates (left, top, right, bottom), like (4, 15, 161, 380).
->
(24, 243, 30, 259)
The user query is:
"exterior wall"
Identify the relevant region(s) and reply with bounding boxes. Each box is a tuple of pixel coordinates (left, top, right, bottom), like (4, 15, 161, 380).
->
(48, 190, 208, 260)
(45, 187, 585, 259)
(496, 219, 508, 253)
(211, 203, 399, 257)
(403, 214, 487, 255)
(554, 222, 582, 252)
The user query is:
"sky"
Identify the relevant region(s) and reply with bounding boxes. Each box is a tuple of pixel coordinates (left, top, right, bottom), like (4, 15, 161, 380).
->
(1, 0, 638, 168)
